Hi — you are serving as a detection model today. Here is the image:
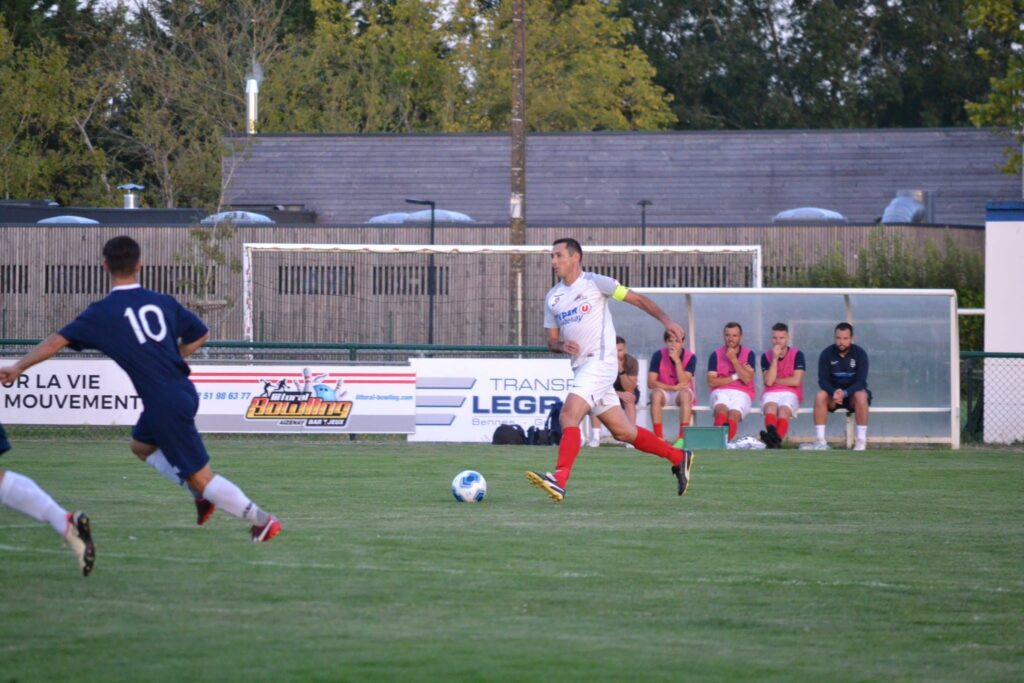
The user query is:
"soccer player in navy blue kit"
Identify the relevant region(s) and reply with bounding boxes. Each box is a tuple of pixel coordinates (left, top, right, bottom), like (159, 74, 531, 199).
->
(810, 322, 871, 450)
(0, 423, 96, 575)
(0, 236, 281, 544)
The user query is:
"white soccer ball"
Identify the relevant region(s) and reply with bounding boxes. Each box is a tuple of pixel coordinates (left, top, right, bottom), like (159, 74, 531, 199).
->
(451, 470, 487, 503)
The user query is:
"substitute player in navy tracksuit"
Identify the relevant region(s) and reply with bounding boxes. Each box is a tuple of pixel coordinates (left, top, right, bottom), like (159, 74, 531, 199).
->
(810, 322, 872, 451)
(0, 236, 281, 550)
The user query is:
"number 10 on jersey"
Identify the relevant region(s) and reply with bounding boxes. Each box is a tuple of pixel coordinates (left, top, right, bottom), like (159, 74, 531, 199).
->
(124, 305, 167, 343)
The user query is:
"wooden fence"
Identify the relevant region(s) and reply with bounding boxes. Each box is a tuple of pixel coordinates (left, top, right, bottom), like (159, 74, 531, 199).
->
(0, 223, 982, 342)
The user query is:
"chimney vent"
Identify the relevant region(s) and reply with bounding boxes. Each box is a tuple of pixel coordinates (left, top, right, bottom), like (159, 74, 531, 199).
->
(246, 78, 258, 135)
(245, 59, 263, 136)
(117, 183, 144, 210)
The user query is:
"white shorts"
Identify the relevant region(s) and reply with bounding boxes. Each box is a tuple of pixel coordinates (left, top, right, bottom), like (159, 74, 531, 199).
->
(709, 388, 752, 418)
(650, 387, 695, 407)
(761, 391, 801, 417)
(570, 360, 620, 417)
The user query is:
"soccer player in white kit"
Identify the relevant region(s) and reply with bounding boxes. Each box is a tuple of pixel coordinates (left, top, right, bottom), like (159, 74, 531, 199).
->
(526, 239, 694, 502)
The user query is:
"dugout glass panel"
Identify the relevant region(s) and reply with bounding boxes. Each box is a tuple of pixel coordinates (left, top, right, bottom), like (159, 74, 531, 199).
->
(611, 289, 956, 445)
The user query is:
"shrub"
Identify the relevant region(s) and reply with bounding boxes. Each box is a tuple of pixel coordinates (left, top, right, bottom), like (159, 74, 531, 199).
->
(773, 227, 984, 350)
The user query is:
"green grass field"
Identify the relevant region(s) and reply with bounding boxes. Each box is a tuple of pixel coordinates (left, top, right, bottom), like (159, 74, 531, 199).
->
(1, 441, 1022, 682)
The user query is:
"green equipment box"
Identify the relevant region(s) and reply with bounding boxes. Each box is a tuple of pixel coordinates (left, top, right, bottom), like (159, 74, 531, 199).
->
(680, 426, 728, 449)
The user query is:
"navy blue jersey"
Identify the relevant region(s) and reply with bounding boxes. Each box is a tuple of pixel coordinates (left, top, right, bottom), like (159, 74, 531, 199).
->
(760, 349, 806, 371)
(59, 285, 208, 401)
(818, 343, 869, 395)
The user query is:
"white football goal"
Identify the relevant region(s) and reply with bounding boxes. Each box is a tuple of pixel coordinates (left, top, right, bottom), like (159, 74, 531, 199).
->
(241, 243, 763, 346)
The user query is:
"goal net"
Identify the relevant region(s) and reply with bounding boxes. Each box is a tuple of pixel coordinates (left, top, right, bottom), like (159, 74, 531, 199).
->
(242, 244, 762, 345)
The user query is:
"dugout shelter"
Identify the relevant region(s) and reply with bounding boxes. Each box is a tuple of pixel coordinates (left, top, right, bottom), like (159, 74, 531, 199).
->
(613, 288, 960, 448)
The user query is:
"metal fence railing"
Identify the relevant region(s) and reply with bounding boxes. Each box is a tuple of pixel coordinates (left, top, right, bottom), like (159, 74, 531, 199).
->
(960, 352, 1024, 444)
(3, 341, 1021, 446)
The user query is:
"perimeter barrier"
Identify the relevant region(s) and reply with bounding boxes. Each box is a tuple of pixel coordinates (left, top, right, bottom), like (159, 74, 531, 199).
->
(960, 352, 1024, 445)
(2, 341, 1021, 446)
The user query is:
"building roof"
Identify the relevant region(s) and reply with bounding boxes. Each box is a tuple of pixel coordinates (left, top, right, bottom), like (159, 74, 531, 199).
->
(222, 128, 1020, 227)
(0, 202, 206, 225)
(0, 202, 315, 226)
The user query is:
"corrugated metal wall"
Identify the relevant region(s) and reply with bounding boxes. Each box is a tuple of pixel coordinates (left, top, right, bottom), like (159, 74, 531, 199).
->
(0, 223, 982, 343)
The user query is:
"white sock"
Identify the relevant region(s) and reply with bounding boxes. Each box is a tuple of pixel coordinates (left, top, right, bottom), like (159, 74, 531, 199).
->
(202, 475, 269, 526)
(815, 425, 826, 442)
(0, 470, 69, 535)
(144, 450, 199, 498)
(855, 425, 868, 441)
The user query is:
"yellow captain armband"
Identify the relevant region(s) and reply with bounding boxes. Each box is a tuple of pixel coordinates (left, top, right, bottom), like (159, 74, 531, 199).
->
(612, 284, 629, 302)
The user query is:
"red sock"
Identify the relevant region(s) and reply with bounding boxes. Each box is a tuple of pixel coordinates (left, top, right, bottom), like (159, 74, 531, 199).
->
(653, 423, 663, 439)
(727, 419, 738, 440)
(678, 425, 686, 443)
(632, 427, 683, 466)
(765, 413, 777, 429)
(714, 413, 727, 427)
(777, 418, 789, 440)
(553, 426, 581, 488)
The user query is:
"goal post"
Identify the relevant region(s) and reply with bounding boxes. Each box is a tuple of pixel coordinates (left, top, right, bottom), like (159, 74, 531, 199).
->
(241, 243, 763, 345)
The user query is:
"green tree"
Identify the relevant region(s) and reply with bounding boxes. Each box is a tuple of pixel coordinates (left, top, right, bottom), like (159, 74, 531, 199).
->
(966, 0, 1024, 174)
(0, 0, 101, 48)
(618, 0, 803, 129)
(0, 18, 111, 203)
(776, 227, 985, 350)
(108, 0, 290, 209)
(619, 0, 1005, 130)
(263, 0, 674, 134)
(262, 0, 470, 133)
(851, 1, 1004, 128)
(460, 0, 676, 131)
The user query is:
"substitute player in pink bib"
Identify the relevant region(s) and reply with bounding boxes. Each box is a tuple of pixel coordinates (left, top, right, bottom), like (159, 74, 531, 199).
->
(648, 329, 697, 443)
(526, 238, 694, 502)
(759, 322, 806, 448)
(706, 322, 756, 441)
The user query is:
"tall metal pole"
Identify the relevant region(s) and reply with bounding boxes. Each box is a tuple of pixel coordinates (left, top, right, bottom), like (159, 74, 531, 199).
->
(638, 199, 651, 286)
(428, 203, 435, 345)
(406, 198, 436, 344)
(510, 0, 527, 346)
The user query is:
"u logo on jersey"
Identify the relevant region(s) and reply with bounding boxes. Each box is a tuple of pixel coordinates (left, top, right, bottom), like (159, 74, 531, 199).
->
(580, 303, 591, 313)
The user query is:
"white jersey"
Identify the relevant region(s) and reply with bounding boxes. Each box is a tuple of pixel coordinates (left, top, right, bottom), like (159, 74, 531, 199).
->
(543, 271, 621, 369)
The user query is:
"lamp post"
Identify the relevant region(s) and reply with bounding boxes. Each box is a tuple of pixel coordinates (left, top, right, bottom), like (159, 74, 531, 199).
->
(406, 198, 437, 344)
(637, 199, 652, 285)
(405, 198, 436, 245)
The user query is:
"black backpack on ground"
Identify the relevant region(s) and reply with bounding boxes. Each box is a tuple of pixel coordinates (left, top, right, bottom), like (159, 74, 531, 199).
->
(544, 399, 563, 445)
(492, 423, 527, 445)
(527, 425, 551, 445)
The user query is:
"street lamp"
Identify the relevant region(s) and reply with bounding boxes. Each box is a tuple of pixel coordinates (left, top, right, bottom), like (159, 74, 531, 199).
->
(637, 199, 652, 241)
(405, 198, 436, 244)
(406, 198, 437, 344)
(637, 200, 652, 286)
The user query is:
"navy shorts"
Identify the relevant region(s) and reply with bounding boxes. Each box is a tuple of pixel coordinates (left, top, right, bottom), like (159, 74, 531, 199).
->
(829, 388, 873, 414)
(0, 422, 10, 455)
(132, 385, 210, 478)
